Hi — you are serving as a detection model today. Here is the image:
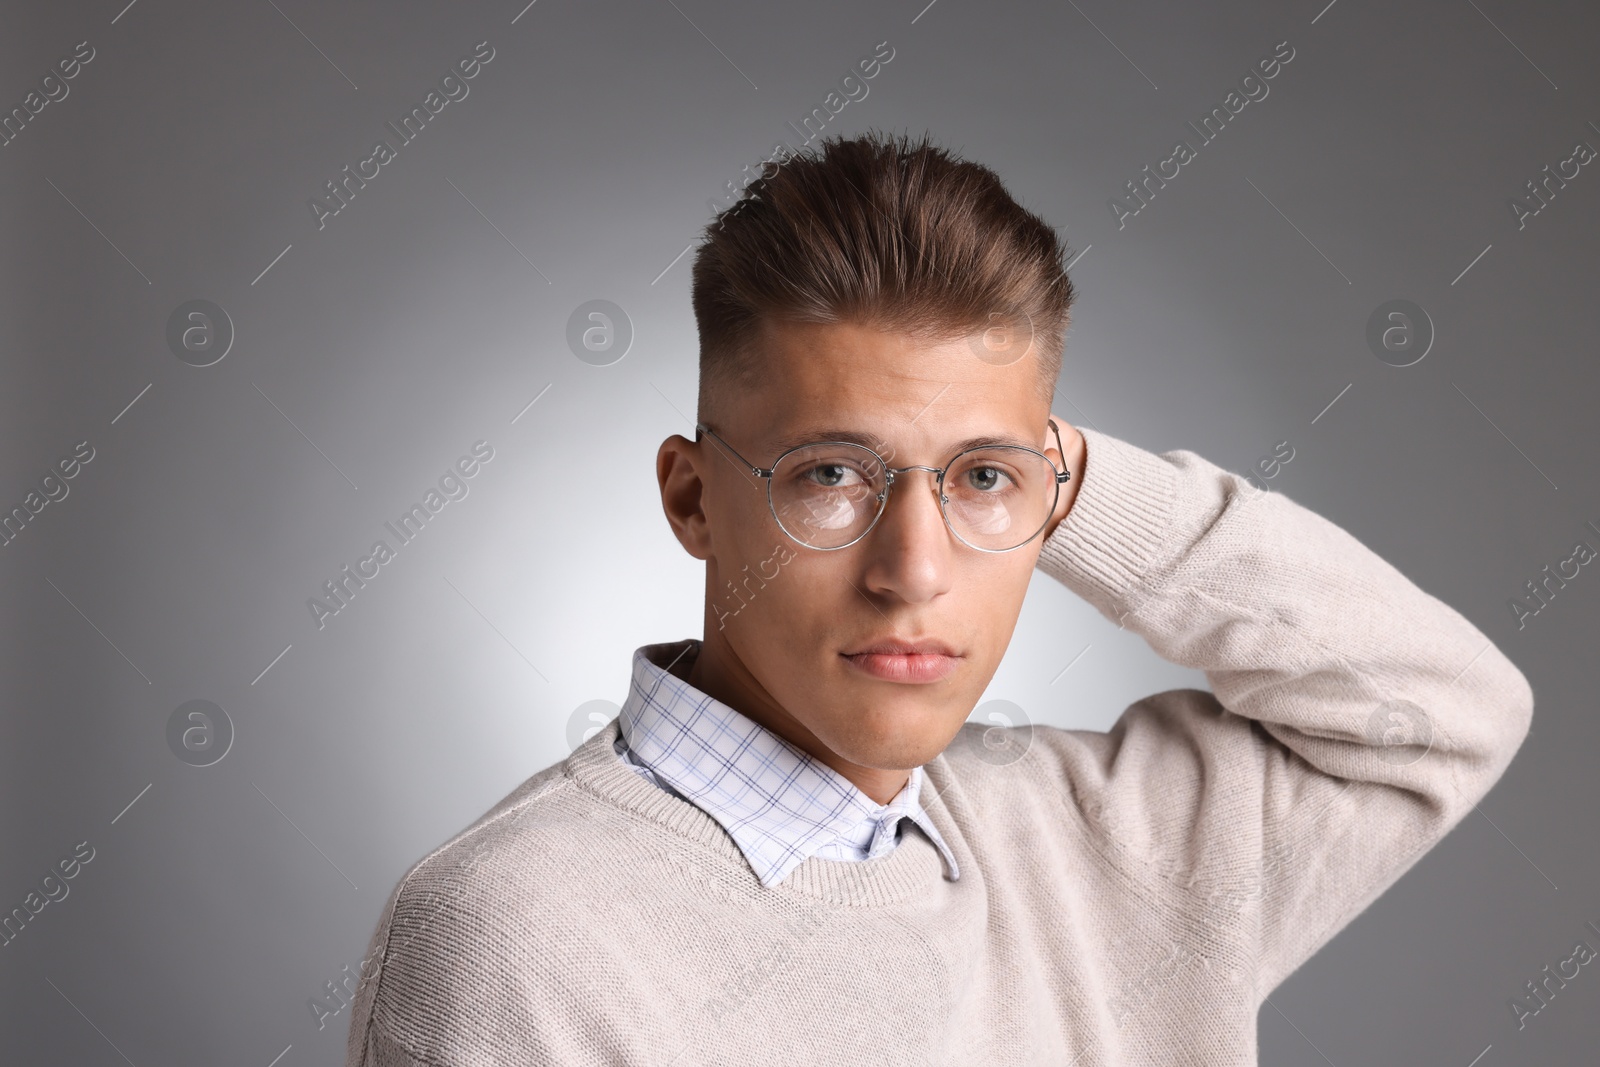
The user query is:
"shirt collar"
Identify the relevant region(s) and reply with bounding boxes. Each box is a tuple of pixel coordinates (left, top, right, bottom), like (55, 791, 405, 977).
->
(615, 639, 961, 888)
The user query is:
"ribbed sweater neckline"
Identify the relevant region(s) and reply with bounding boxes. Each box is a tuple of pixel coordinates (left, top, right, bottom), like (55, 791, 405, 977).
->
(564, 717, 960, 907)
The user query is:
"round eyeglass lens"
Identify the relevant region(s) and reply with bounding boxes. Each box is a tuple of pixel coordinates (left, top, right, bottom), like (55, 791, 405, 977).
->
(941, 447, 1060, 550)
(769, 442, 888, 549)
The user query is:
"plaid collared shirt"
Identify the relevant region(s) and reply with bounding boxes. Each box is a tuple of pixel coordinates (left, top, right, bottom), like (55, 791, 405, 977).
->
(612, 639, 962, 889)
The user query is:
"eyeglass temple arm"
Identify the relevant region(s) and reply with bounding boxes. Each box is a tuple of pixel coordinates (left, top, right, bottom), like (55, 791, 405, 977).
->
(1049, 419, 1072, 483)
(695, 422, 773, 479)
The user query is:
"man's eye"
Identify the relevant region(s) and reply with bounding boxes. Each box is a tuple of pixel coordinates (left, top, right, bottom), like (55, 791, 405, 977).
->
(962, 466, 1014, 492)
(806, 464, 862, 488)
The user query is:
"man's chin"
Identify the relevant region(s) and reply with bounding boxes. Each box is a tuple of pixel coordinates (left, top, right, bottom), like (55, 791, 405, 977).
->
(811, 697, 969, 769)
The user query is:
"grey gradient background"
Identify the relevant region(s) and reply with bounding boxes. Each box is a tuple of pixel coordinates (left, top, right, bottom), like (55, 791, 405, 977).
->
(2, 0, 1597, 1063)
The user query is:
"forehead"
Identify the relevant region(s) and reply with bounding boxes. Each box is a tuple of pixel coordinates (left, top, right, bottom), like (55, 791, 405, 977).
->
(741, 318, 1048, 452)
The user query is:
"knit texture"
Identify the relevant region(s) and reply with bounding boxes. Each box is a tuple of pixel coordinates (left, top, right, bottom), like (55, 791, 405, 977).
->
(344, 426, 1533, 1066)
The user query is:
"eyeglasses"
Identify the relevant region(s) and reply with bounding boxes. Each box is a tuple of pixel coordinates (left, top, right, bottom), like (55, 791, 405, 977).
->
(695, 420, 1071, 553)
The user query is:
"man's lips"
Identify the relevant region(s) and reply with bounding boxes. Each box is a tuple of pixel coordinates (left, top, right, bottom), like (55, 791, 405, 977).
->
(840, 639, 962, 683)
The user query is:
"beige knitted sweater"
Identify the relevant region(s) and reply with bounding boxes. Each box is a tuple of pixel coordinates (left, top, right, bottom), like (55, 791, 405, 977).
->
(344, 426, 1533, 1066)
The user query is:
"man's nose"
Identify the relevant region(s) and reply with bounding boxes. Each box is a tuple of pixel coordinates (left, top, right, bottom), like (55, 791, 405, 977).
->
(858, 467, 955, 602)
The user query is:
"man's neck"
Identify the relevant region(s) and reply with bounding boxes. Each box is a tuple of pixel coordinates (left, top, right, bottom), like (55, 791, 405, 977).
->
(684, 632, 913, 805)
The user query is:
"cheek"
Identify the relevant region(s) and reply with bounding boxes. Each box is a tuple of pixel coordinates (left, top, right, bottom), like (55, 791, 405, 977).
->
(967, 554, 1035, 606)
(962, 560, 1035, 646)
(740, 555, 835, 633)
(714, 539, 819, 629)
(715, 488, 794, 562)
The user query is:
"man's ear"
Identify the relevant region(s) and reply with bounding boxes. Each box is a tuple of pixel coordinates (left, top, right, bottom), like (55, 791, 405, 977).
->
(657, 435, 713, 560)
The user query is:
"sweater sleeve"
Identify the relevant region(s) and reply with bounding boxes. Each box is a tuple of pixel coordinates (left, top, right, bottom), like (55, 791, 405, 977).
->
(342, 877, 404, 1066)
(1030, 426, 1534, 998)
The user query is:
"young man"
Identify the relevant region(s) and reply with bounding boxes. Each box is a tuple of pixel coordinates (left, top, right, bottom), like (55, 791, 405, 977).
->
(344, 132, 1533, 1065)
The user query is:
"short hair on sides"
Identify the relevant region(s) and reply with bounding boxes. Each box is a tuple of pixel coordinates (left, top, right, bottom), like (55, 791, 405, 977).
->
(691, 128, 1078, 421)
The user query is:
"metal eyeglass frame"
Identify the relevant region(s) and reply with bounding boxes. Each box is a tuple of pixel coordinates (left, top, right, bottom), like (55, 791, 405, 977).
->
(694, 419, 1071, 553)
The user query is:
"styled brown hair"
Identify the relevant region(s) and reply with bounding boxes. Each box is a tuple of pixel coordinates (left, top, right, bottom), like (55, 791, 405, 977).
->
(691, 129, 1076, 416)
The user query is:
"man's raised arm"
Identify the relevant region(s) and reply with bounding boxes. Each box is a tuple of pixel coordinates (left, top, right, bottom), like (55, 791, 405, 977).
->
(1030, 425, 1534, 998)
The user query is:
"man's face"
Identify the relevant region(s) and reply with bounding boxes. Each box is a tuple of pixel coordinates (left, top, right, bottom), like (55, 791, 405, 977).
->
(659, 318, 1060, 785)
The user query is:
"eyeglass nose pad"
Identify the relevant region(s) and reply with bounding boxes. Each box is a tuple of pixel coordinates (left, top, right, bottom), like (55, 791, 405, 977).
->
(877, 469, 948, 509)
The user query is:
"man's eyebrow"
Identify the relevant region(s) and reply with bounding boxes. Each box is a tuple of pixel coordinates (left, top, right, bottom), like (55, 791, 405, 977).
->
(772, 429, 890, 452)
(771, 428, 1039, 456)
